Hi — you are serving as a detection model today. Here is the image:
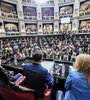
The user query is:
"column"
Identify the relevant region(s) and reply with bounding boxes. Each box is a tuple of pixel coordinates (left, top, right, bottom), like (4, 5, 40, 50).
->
(54, 0, 59, 33)
(37, 5, 43, 34)
(72, 0, 79, 32)
(17, 0, 25, 34)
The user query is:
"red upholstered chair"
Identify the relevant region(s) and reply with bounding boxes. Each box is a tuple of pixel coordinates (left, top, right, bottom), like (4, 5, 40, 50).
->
(16, 76, 52, 100)
(0, 85, 37, 100)
(0, 66, 37, 100)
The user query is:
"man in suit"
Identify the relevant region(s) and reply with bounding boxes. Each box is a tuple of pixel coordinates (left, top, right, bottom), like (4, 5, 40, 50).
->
(23, 51, 54, 99)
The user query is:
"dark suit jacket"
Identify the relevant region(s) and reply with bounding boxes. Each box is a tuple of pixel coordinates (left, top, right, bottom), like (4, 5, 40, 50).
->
(23, 63, 54, 98)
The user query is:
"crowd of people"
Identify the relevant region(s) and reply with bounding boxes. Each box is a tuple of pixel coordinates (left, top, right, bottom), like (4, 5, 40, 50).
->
(0, 34, 90, 100)
(0, 35, 90, 63)
(5, 27, 17, 32)
(1, 9, 18, 18)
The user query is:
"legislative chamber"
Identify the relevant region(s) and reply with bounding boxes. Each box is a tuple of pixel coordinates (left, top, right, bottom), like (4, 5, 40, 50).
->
(0, 0, 90, 100)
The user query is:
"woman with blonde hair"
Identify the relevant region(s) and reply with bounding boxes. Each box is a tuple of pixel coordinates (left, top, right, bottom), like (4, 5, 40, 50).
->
(64, 54, 90, 100)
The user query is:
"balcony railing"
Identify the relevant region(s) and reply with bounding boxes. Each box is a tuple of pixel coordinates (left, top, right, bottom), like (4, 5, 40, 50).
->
(44, 0, 54, 4)
(59, 14, 73, 18)
(59, 0, 74, 3)
(80, 11, 90, 16)
(22, 0, 54, 4)
(43, 16, 54, 20)
(24, 16, 37, 20)
(6, 32, 20, 36)
(26, 31, 37, 35)
(22, 0, 36, 4)
(78, 29, 90, 34)
(1, 12, 18, 19)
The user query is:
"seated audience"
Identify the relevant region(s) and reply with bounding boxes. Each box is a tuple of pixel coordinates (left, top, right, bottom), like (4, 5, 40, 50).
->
(64, 54, 90, 100)
(23, 51, 54, 99)
(0, 35, 89, 62)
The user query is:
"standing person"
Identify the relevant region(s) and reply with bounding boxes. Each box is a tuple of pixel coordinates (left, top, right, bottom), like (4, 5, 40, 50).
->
(23, 51, 54, 99)
(64, 54, 90, 100)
